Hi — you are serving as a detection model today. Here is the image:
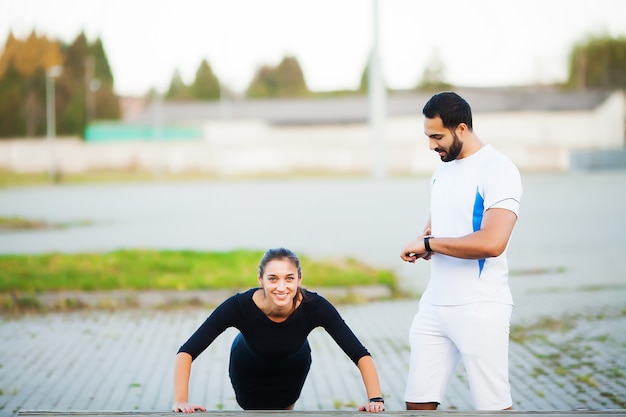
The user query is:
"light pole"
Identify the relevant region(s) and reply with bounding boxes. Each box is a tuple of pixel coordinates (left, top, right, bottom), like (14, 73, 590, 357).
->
(368, 0, 386, 180)
(46, 65, 62, 181)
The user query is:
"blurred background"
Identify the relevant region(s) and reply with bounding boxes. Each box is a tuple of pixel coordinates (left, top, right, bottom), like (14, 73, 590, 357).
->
(1, 0, 625, 178)
(1, 0, 626, 288)
(0, 0, 625, 282)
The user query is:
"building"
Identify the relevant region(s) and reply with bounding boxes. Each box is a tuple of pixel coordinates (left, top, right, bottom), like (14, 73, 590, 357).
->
(1, 88, 624, 175)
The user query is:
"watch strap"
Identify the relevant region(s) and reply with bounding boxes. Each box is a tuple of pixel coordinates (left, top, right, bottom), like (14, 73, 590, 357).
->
(424, 235, 433, 252)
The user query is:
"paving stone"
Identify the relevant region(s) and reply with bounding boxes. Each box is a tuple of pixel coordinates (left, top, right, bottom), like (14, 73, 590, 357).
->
(2, 300, 626, 417)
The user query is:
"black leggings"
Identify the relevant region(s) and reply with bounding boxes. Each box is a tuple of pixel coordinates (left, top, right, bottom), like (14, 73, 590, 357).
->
(228, 333, 312, 409)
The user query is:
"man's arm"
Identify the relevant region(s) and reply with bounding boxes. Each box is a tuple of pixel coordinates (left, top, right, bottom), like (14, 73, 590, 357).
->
(400, 208, 517, 262)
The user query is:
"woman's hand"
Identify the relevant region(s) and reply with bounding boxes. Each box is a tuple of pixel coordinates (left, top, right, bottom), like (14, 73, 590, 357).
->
(172, 401, 206, 413)
(359, 400, 385, 413)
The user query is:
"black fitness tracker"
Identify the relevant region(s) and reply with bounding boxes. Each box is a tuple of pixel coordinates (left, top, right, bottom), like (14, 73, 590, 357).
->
(424, 235, 433, 253)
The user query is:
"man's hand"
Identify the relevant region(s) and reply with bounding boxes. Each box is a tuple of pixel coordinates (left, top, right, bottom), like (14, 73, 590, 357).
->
(400, 237, 430, 263)
(401, 227, 433, 263)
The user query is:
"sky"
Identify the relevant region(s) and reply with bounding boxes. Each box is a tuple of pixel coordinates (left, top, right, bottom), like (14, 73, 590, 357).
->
(2, 0, 626, 97)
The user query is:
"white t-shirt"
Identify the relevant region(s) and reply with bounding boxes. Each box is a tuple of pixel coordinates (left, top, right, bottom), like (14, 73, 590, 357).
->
(421, 145, 522, 306)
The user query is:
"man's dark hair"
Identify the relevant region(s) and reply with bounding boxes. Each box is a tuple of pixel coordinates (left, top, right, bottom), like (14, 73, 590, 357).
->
(422, 92, 473, 131)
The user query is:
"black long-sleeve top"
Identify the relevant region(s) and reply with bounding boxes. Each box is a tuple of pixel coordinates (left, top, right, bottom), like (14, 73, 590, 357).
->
(178, 288, 370, 364)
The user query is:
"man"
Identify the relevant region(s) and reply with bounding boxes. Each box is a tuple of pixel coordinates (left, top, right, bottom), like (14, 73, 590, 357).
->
(400, 92, 522, 410)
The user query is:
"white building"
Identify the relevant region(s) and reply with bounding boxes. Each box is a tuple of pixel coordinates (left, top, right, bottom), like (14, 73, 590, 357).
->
(1, 88, 624, 175)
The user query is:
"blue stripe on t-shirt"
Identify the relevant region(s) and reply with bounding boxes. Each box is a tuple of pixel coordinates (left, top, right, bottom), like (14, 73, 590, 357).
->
(473, 187, 485, 276)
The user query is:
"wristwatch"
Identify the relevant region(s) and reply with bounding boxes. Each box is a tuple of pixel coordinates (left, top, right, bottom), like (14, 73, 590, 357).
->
(424, 235, 433, 253)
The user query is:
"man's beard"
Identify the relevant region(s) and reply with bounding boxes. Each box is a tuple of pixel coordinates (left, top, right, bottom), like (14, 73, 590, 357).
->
(437, 131, 463, 162)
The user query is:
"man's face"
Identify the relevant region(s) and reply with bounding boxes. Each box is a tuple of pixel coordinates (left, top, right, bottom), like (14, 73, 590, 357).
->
(424, 116, 463, 162)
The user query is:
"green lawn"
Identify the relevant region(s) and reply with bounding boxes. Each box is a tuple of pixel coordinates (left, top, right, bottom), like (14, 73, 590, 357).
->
(0, 172, 401, 313)
(0, 168, 368, 188)
(0, 249, 397, 293)
(0, 168, 218, 188)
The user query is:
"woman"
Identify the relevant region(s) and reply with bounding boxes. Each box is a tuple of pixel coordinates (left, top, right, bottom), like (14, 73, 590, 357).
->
(173, 247, 386, 413)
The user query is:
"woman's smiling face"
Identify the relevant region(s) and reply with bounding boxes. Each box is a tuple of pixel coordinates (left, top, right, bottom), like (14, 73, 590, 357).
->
(258, 258, 302, 308)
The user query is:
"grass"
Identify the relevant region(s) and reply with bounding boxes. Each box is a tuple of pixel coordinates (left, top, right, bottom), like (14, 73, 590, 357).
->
(510, 316, 577, 343)
(0, 170, 52, 188)
(0, 168, 373, 189)
(510, 308, 626, 409)
(0, 249, 399, 314)
(0, 249, 397, 293)
(0, 216, 51, 230)
(0, 168, 214, 187)
(0, 168, 429, 189)
(0, 215, 94, 231)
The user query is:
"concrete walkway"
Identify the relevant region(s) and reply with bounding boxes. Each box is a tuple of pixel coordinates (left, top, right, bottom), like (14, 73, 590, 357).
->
(14, 410, 626, 417)
(1, 291, 625, 416)
(1, 171, 626, 416)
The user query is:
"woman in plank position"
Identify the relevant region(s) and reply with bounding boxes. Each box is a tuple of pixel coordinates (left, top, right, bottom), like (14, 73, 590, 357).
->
(173, 247, 385, 413)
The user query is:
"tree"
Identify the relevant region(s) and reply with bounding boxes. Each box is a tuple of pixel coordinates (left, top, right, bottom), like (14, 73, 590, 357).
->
(0, 31, 120, 139)
(0, 31, 63, 138)
(358, 61, 369, 94)
(24, 67, 46, 137)
(0, 30, 63, 78)
(0, 32, 19, 78)
(247, 64, 276, 98)
(416, 50, 452, 92)
(274, 56, 308, 97)
(246, 55, 309, 98)
(166, 68, 192, 100)
(88, 37, 120, 121)
(190, 59, 220, 100)
(566, 35, 626, 91)
(56, 32, 88, 136)
(0, 62, 27, 137)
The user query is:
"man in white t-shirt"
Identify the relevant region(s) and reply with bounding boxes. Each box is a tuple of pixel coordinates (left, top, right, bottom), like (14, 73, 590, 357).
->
(400, 92, 522, 411)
